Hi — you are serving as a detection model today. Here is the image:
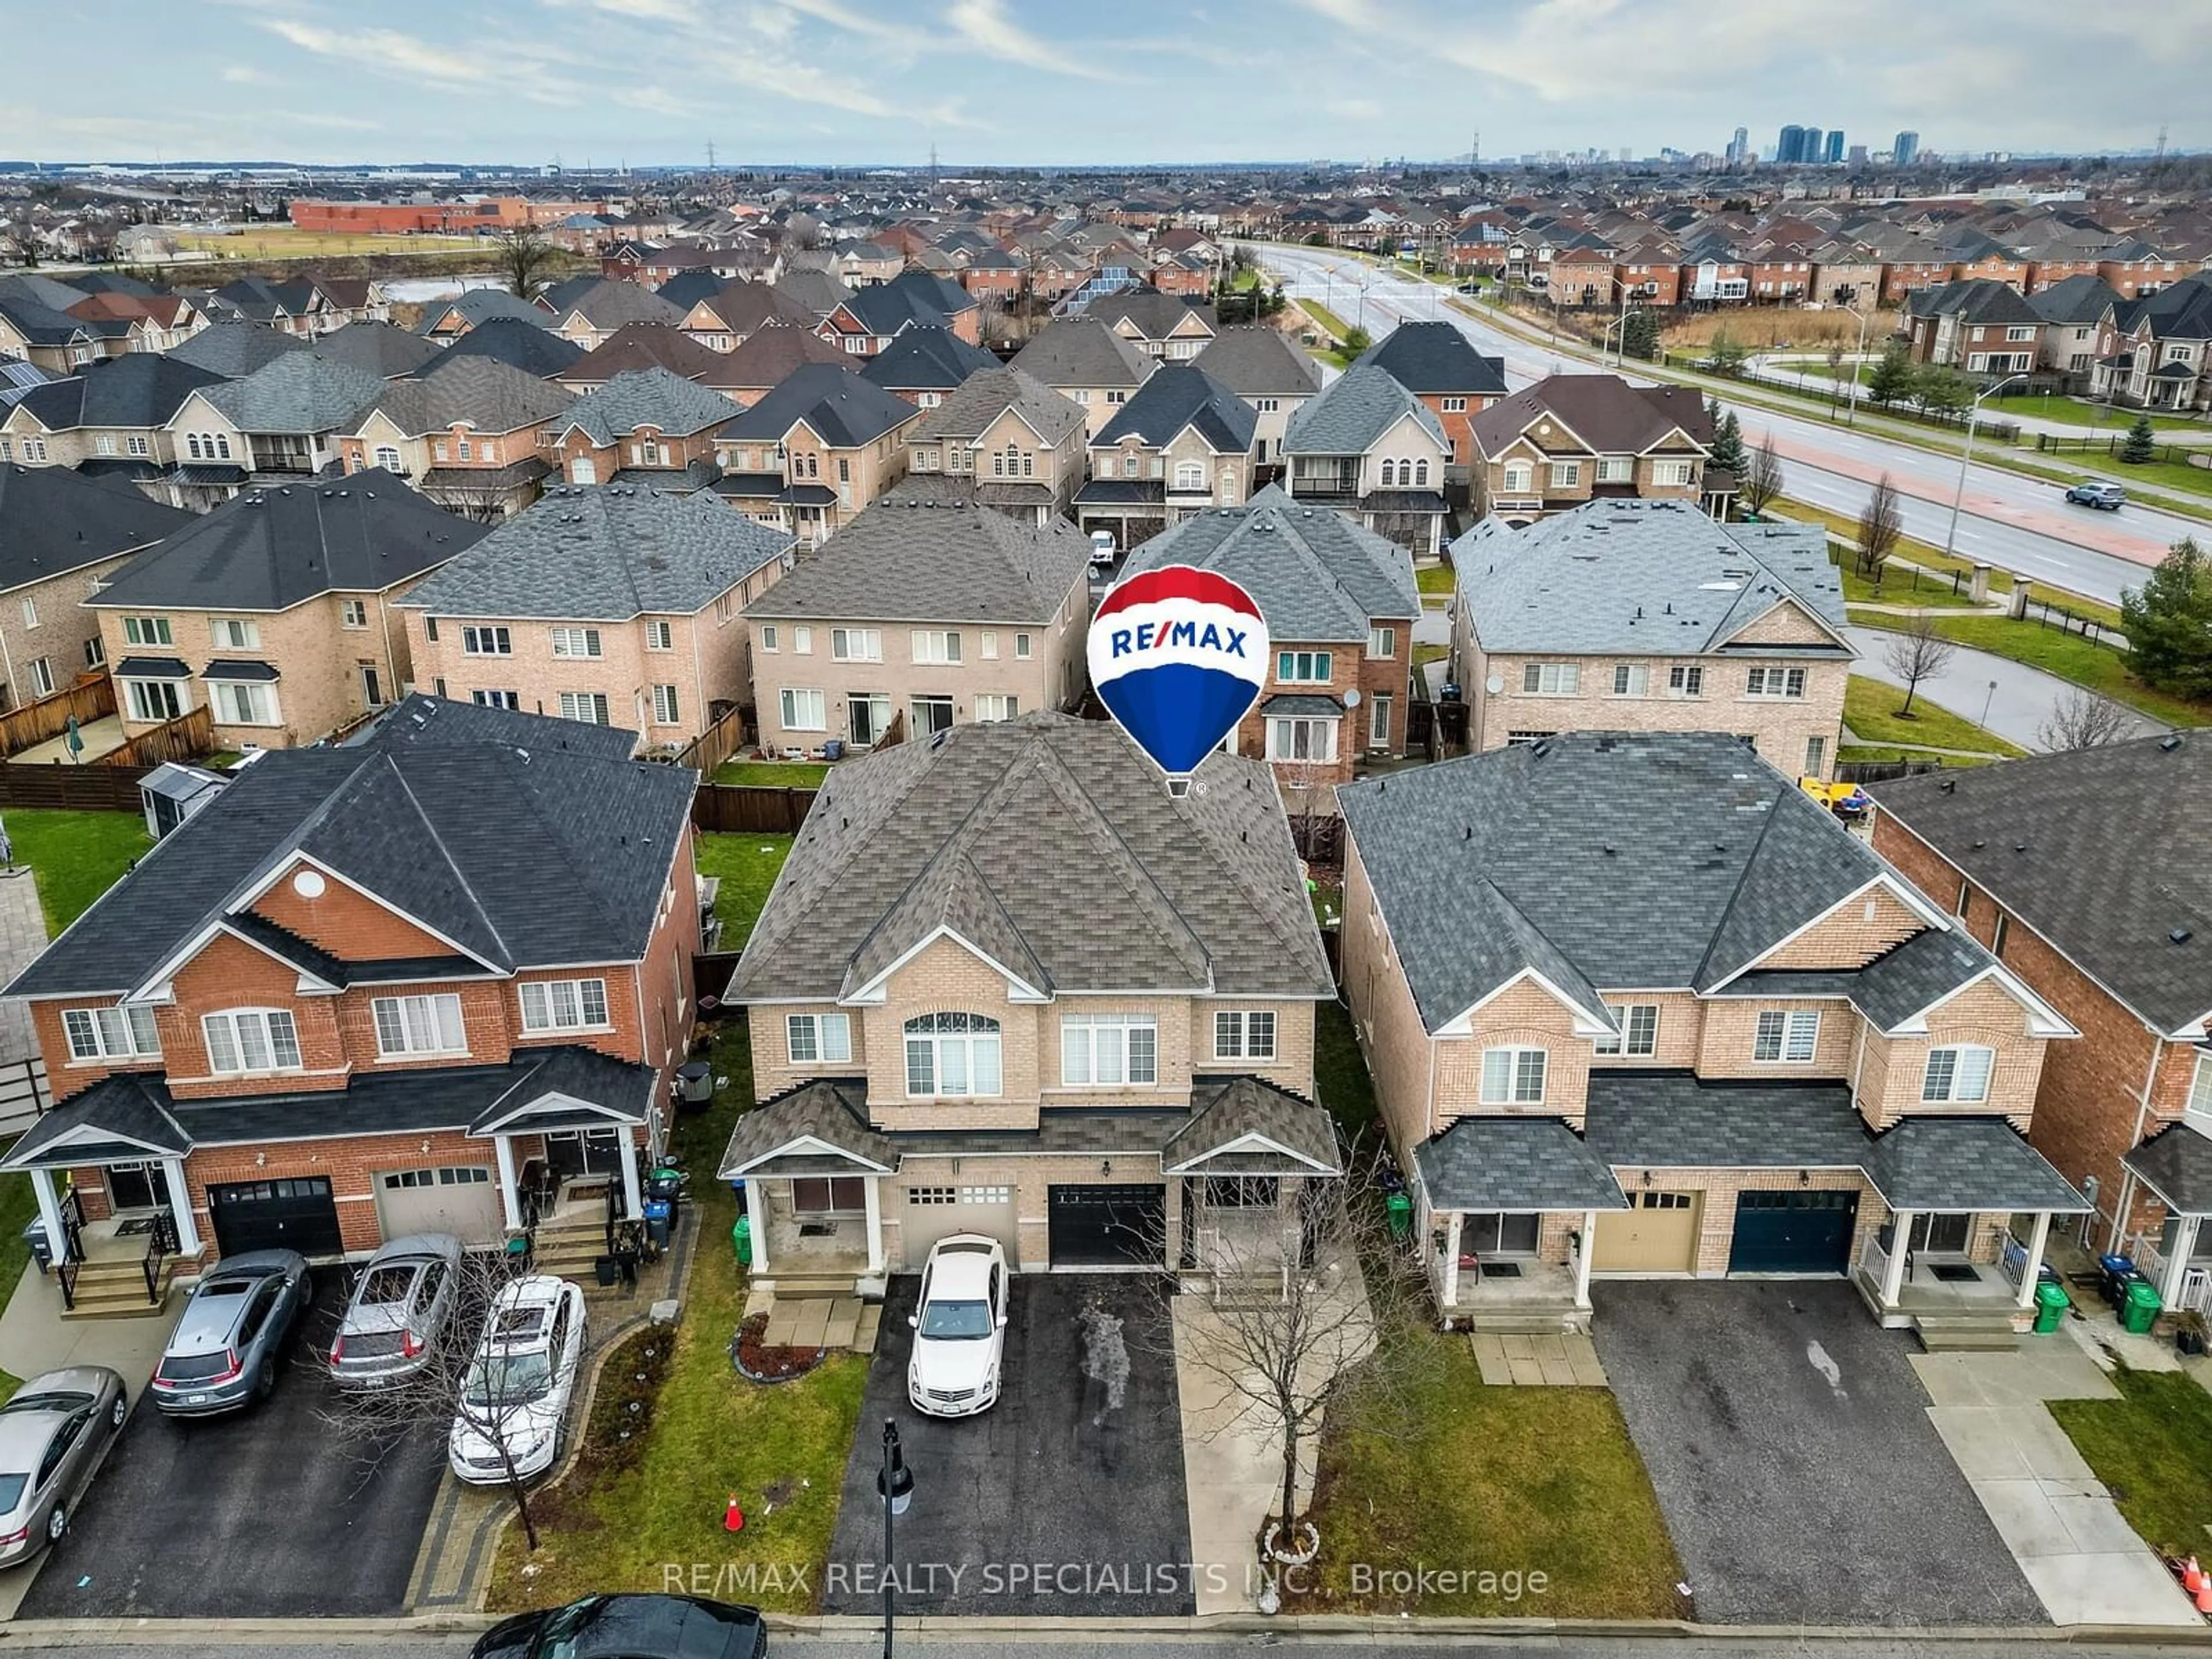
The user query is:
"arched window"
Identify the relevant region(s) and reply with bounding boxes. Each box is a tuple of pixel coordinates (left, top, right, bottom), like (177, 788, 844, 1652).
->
(903, 1012, 1002, 1097)
(373, 446, 402, 472)
(1414, 457, 1430, 487)
(186, 434, 203, 461)
(1380, 459, 1398, 487)
(215, 434, 232, 460)
(1174, 460, 1206, 492)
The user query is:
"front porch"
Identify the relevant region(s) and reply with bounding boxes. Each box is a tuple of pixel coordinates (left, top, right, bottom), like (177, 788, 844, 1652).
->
(1853, 1221, 2044, 1348)
(2120, 1124, 2212, 1317)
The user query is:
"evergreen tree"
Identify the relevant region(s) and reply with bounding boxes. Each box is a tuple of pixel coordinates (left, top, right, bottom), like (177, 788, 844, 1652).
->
(2120, 414, 2157, 464)
(1705, 329, 1747, 376)
(2121, 538, 2212, 699)
(1866, 343, 1915, 408)
(1619, 308, 1661, 361)
(1708, 409, 1747, 474)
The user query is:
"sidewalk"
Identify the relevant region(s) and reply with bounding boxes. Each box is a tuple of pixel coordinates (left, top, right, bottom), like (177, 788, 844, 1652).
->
(1844, 626, 2166, 753)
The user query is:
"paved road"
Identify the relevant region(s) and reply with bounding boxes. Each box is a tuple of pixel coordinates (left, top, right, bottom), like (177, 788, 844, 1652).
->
(1256, 247, 2194, 608)
(1845, 626, 2165, 753)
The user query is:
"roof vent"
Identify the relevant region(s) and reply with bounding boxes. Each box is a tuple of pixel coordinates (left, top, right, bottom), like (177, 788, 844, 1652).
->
(2174, 928, 2194, 945)
(2014, 842, 2028, 853)
(1940, 777, 1956, 793)
(2161, 734, 2184, 752)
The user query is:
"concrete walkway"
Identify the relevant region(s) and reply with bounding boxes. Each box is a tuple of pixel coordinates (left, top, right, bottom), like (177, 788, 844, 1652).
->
(0, 865, 45, 1066)
(1911, 1343, 2199, 1627)
(10, 714, 127, 767)
(1845, 626, 2166, 753)
(1749, 354, 2212, 442)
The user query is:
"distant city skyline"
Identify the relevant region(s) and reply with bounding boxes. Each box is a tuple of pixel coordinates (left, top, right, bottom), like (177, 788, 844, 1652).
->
(0, 0, 2195, 168)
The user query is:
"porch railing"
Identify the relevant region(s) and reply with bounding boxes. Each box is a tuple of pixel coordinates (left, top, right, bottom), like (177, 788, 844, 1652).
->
(1858, 1230, 1893, 1297)
(2128, 1232, 2167, 1291)
(141, 1210, 179, 1304)
(2000, 1233, 2031, 1289)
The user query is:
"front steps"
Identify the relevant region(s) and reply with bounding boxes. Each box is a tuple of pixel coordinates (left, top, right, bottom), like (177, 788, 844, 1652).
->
(1912, 1311, 2024, 1352)
(60, 1257, 179, 1320)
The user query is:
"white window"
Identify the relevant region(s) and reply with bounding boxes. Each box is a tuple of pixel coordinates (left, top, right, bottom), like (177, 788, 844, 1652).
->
(472, 690, 521, 710)
(646, 619, 674, 651)
(551, 627, 603, 659)
(979, 631, 998, 660)
(652, 684, 680, 725)
(973, 694, 1020, 722)
(831, 627, 882, 662)
(779, 688, 827, 731)
(1501, 461, 1534, 493)
(520, 978, 611, 1032)
(122, 616, 172, 647)
(17, 598, 35, 630)
(1668, 663, 1703, 696)
(341, 600, 369, 629)
(212, 618, 259, 650)
(124, 679, 183, 722)
(1521, 661, 1581, 695)
(462, 625, 511, 657)
(1174, 460, 1206, 491)
(372, 993, 465, 1057)
(1753, 1009, 1821, 1063)
(2190, 1053, 2212, 1126)
(760, 626, 779, 653)
(62, 1005, 161, 1063)
(1277, 650, 1332, 684)
(904, 1012, 1002, 1097)
(84, 636, 104, 669)
(1611, 663, 1649, 696)
(209, 680, 276, 725)
(1213, 1009, 1277, 1060)
(1550, 460, 1582, 490)
(127, 435, 150, 457)
(1266, 716, 1338, 762)
(1596, 457, 1633, 483)
(1805, 734, 1826, 777)
(1367, 625, 1396, 659)
(1441, 396, 1467, 413)
(28, 658, 54, 698)
(1745, 666, 1806, 699)
(792, 626, 813, 654)
(1479, 1046, 1547, 1104)
(1062, 1014, 1157, 1086)
(786, 1012, 852, 1065)
(1922, 1045, 1994, 1103)
(559, 691, 611, 725)
(1652, 459, 1694, 487)
(911, 630, 962, 665)
(373, 445, 402, 471)
(203, 1009, 302, 1075)
(1593, 1003, 1658, 1057)
(1014, 633, 1032, 659)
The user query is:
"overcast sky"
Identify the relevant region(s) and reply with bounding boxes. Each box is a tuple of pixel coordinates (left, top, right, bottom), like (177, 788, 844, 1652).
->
(0, 0, 2194, 168)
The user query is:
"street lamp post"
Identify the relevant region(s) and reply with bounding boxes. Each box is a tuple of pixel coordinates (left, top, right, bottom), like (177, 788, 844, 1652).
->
(876, 1417, 913, 1659)
(1941, 372, 2026, 560)
(1845, 300, 1875, 429)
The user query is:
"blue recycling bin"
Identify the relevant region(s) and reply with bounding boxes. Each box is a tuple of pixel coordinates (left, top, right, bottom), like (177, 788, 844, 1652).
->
(642, 1196, 672, 1251)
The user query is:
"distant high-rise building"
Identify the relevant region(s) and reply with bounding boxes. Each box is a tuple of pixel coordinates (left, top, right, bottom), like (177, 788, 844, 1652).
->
(1848, 143, 1869, 167)
(1893, 130, 1921, 166)
(1776, 124, 1806, 164)
(1823, 130, 1845, 164)
(1726, 126, 1748, 165)
(1804, 127, 1824, 164)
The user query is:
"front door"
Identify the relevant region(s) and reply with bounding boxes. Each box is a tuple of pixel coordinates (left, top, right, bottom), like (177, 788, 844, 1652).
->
(106, 1161, 161, 1213)
(1910, 1212, 1972, 1255)
(1593, 1191, 1702, 1272)
(361, 664, 382, 707)
(546, 1128, 623, 1179)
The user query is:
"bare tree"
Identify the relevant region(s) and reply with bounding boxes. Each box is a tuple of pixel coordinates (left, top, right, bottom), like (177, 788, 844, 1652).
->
(1855, 472, 1904, 583)
(2036, 687, 2134, 751)
(1880, 615, 1957, 717)
(1741, 434, 1786, 517)
(491, 223, 558, 301)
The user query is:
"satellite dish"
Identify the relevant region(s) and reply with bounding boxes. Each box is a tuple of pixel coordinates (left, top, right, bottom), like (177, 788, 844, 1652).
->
(1343, 688, 1362, 709)
(1485, 675, 1505, 695)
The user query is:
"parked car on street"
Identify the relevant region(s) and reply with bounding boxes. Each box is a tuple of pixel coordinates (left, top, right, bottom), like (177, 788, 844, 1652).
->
(150, 1250, 311, 1416)
(328, 1233, 464, 1392)
(907, 1234, 1009, 1417)
(471, 1593, 768, 1659)
(0, 1368, 129, 1566)
(449, 1276, 586, 1484)
(2065, 480, 2126, 510)
(1089, 529, 1117, 569)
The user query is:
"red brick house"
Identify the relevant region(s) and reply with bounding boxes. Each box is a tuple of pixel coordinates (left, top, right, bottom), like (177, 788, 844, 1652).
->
(2, 696, 702, 1312)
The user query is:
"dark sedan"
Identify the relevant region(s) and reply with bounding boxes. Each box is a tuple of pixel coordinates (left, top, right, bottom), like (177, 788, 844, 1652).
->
(472, 1594, 768, 1659)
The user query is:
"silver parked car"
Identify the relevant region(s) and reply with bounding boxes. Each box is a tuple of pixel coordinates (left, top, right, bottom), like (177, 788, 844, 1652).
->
(150, 1250, 311, 1417)
(328, 1234, 464, 1392)
(0, 1368, 129, 1567)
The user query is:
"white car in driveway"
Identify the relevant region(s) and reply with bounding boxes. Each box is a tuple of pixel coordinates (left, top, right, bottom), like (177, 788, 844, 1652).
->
(449, 1276, 586, 1484)
(907, 1236, 1008, 1417)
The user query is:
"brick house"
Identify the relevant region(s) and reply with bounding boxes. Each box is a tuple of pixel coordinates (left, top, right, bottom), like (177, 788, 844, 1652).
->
(163, 354, 387, 508)
(339, 357, 572, 520)
(1339, 732, 2081, 1338)
(817, 271, 980, 357)
(672, 278, 816, 353)
(717, 713, 1339, 1288)
(541, 368, 738, 491)
(745, 497, 1093, 755)
(1282, 365, 1452, 558)
(1466, 374, 1719, 525)
(1188, 327, 1322, 471)
(1, 696, 700, 1305)
(1074, 365, 1255, 550)
(709, 363, 919, 543)
(2027, 275, 2121, 389)
(2090, 276, 2212, 413)
(1007, 318, 1157, 440)
(1448, 501, 1853, 781)
(0, 354, 224, 492)
(859, 327, 1001, 408)
(537, 278, 687, 350)
(1119, 485, 1419, 795)
(900, 367, 1086, 525)
(1869, 737, 2212, 1315)
(1085, 289, 1218, 362)
(1350, 321, 1509, 484)
(1902, 279, 2044, 372)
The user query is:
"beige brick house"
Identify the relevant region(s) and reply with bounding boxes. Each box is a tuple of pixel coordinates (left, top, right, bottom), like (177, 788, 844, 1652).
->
(1282, 365, 1452, 558)
(1466, 373, 1722, 525)
(710, 363, 919, 544)
(1074, 365, 1256, 550)
(338, 357, 573, 520)
(745, 497, 1093, 755)
(1338, 732, 2082, 1340)
(902, 366, 1086, 525)
(396, 484, 796, 748)
(717, 713, 1339, 1289)
(1449, 500, 1854, 781)
(0, 354, 224, 491)
(1006, 318, 1156, 440)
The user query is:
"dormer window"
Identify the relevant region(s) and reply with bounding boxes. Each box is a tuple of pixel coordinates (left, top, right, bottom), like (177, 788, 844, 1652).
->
(203, 1009, 302, 1075)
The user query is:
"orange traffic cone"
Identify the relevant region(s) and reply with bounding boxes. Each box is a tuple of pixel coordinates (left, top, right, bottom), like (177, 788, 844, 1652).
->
(724, 1495, 745, 1533)
(2196, 1580, 2212, 1617)
(2184, 1556, 2207, 1597)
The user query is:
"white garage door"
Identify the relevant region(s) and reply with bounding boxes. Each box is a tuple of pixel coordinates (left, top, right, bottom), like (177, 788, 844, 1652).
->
(374, 1165, 503, 1245)
(902, 1183, 1018, 1265)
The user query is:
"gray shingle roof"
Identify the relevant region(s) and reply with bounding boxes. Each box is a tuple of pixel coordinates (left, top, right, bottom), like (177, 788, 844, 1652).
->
(715, 362, 918, 448)
(717, 1080, 897, 1177)
(164, 321, 310, 377)
(551, 368, 739, 445)
(358, 356, 574, 438)
(1869, 733, 2212, 1036)
(423, 318, 584, 378)
(547, 279, 686, 332)
(1094, 364, 1255, 453)
(1162, 1077, 1342, 1175)
(415, 287, 554, 337)
(1863, 1116, 2090, 1213)
(859, 325, 999, 393)
(1084, 289, 1217, 341)
(1414, 1113, 1629, 1211)
(192, 352, 387, 435)
(2124, 1126, 2212, 1214)
(2027, 273, 2122, 328)
(1282, 365, 1445, 456)
(350, 691, 640, 760)
(1468, 373, 1713, 458)
(1007, 318, 1155, 390)
(1354, 320, 1508, 397)
(88, 470, 487, 612)
(730, 713, 1332, 1003)
(9, 354, 224, 433)
(1452, 499, 1849, 657)
(310, 321, 445, 380)
(0, 463, 192, 592)
(1583, 1073, 1874, 1168)
(910, 366, 1083, 446)
(1189, 327, 1321, 398)
(744, 495, 1091, 625)
(397, 484, 795, 621)
(1120, 484, 1417, 644)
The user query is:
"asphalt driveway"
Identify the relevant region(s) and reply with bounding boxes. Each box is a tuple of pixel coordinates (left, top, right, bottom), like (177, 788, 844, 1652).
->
(824, 1274, 1193, 1618)
(1591, 1280, 2043, 1628)
(18, 1272, 450, 1619)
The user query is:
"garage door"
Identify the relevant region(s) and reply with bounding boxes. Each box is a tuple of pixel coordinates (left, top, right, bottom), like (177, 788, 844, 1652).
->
(1047, 1184, 1165, 1267)
(902, 1184, 1018, 1266)
(209, 1176, 343, 1259)
(1728, 1188, 1859, 1274)
(373, 1165, 502, 1245)
(1592, 1191, 1702, 1273)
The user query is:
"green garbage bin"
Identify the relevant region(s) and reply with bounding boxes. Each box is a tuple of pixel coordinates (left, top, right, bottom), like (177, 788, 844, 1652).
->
(2032, 1279, 2070, 1334)
(733, 1213, 753, 1268)
(2122, 1277, 2162, 1335)
(1384, 1191, 1412, 1240)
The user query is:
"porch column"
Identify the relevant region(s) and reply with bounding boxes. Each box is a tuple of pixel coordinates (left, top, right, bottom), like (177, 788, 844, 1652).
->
(1441, 1211, 1463, 1312)
(862, 1175, 885, 1276)
(1881, 1209, 1912, 1308)
(2016, 1210, 2053, 1310)
(493, 1135, 524, 1233)
(618, 1128, 643, 1221)
(1575, 1210, 1597, 1310)
(29, 1168, 68, 1268)
(744, 1176, 770, 1273)
(160, 1158, 201, 1257)
(2163, 1216, 2202, 1310)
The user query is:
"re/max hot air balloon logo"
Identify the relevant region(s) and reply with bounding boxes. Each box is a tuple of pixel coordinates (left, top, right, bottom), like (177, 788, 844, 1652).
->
(1088, 565, 1270, 796)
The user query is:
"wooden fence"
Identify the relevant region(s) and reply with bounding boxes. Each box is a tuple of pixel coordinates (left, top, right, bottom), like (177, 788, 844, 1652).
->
(1836, 759, 1944, 785)
(107, 705, 215, 770)
(0, 765, 153, 810)
(673, 706, 751, 775)
(0, 1057, 51, 1139)
(0, 677, 116, 759)
(692, 785, 819, 834)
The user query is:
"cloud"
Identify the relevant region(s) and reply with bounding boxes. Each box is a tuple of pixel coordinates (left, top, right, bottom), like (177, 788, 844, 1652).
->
(220, 65, 276, 85)
(259, 17, 494, 85)
(944, 0, 1115, 79)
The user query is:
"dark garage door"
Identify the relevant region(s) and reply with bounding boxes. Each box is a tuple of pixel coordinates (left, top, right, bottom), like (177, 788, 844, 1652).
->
(209, 1176, 344, 1259)
(1728, 1188, 1859, 1274)
(1048, 1184, 1165, 1267)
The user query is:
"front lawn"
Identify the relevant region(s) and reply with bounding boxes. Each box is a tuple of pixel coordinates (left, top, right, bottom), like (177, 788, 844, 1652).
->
(5, 809, 151, 935)
(485, 1018, 867, 1614)
(694, 833, 796, 949)
(710, 760, 830, 789)
(1289, 1330, 1681, 1619)
(1844, 676, 2026, 758)
(1416, 563, 1456, 599)
(1851, 614, 2207, 729)
(1979, 393, 2210, 435)
(2050, 1364, 2212, 1557)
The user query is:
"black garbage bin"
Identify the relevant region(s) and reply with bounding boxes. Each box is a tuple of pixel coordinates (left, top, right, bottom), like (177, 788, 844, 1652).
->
(676, 1060, 714, 1114)
(21, 1218, 50, 1275)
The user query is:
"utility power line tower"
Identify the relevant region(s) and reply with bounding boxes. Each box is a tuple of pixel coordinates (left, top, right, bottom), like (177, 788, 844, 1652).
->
(2155, 123, 2168, 162)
